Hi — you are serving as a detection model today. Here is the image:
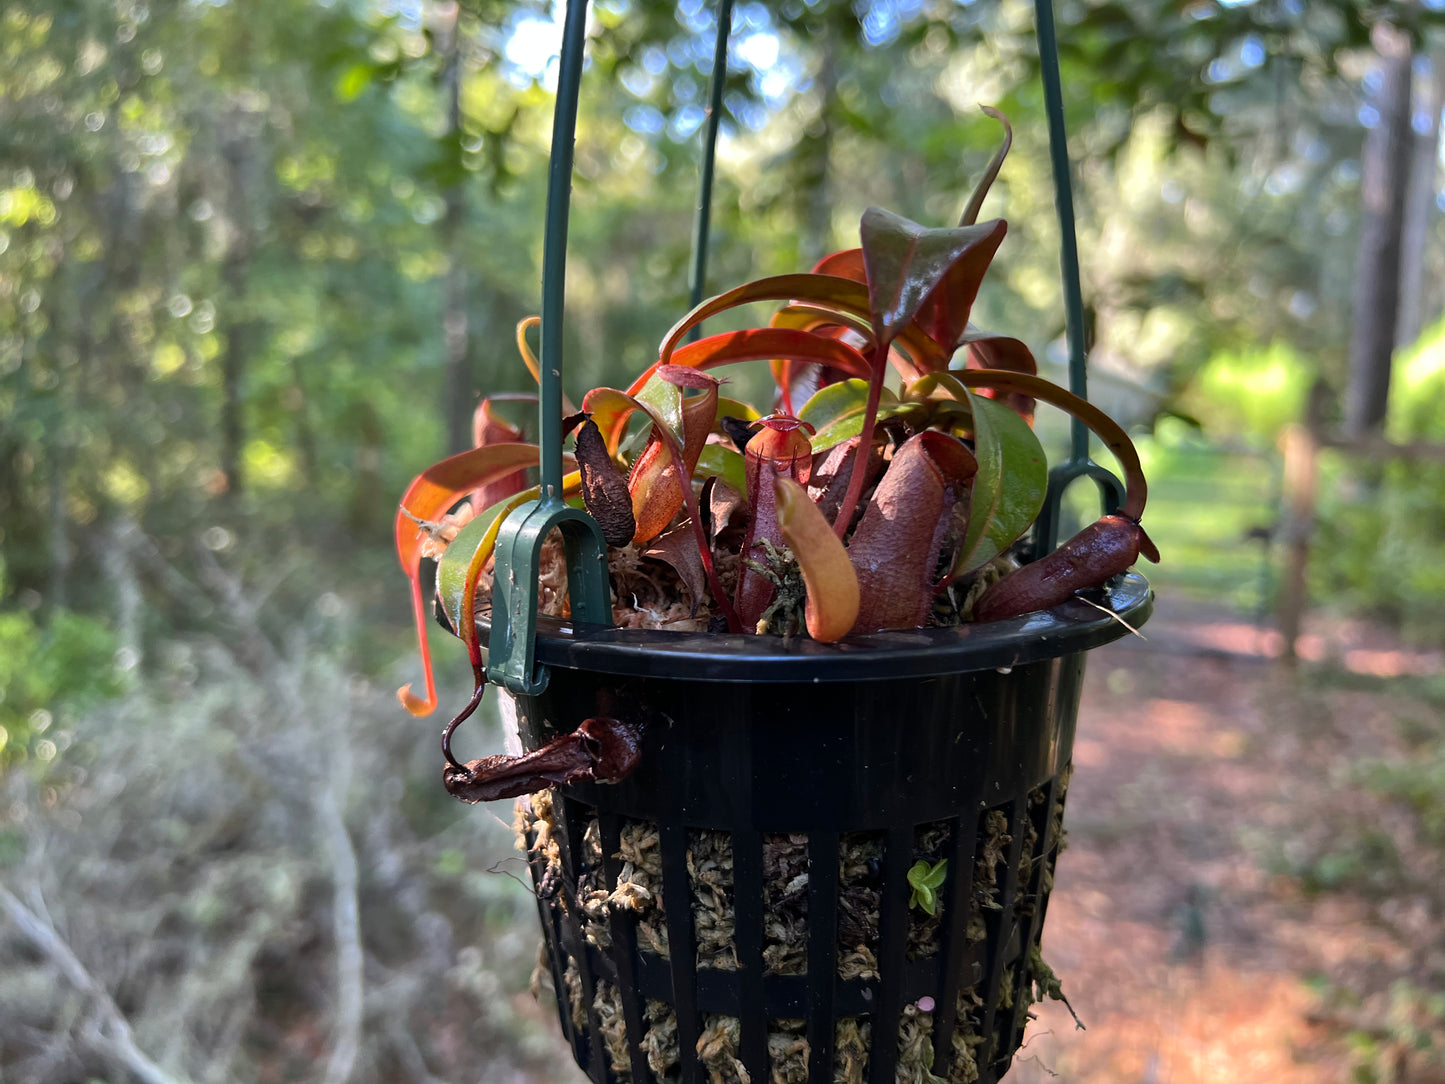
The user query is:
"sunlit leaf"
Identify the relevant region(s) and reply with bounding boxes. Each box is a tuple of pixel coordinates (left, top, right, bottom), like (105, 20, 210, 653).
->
(628, 326, 874, 399)
(951, 391, 1047, 577)
(695, 443, 747, 496)
(775, 475, 859, 642)
(859, 207, 1007, 355)
(797, 379, 914, 452)
(434, 488, 543, 633)
(953, 368, 1149, 520)
(392, 441, 543, 716)
(656, 274, 876, 366)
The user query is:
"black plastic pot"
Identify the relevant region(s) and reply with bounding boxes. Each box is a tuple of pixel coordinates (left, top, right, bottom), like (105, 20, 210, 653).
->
(499, 572, 1151, 1084)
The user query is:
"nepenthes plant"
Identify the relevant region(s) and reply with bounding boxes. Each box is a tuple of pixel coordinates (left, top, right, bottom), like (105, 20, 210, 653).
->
(395, 116, 1158, 742)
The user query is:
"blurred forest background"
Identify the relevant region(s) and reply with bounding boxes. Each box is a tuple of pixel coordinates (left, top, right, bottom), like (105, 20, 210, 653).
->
(3, 0, 1445, 1080)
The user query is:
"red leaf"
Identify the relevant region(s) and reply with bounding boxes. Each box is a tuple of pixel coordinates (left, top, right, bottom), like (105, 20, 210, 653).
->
(846, 433, 971, 633)
(961, 328, 1038, 421)
(859, 207, 1007, 357)
(470, 396, 532, 511)
(735, 417, 813, 629)
(625, 368, 720, 544)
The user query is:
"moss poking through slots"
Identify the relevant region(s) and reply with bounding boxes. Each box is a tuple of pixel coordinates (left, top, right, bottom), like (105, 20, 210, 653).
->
(836, 832, 884, 980)
(762, 834, 810, 975)
(641, 1000, 681, 1082)
(690, 829, 738, 970)
(834, 1017, 870, 1084)
(595, 981, 632, 1082)
(949, 984, 986, 1084)
(768, 1019, 810, 1083)
(613, 820, 669, 958)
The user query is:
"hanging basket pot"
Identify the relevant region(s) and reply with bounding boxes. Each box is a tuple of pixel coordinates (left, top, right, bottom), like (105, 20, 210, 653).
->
(486, 572, 1150, 1084)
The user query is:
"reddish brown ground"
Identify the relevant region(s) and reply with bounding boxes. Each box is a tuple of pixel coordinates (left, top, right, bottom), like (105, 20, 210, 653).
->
(1012, 596, 1443, 1083)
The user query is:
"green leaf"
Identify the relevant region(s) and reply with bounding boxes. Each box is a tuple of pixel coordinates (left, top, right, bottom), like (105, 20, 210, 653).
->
(907, 859, 948, 916)
(395, 442, 541, 576)
(716, 397, 761, 427)
(797, 379, 913, 453)
(435, 490, 539, 632)
(694, 444, 747, 496)
(859, 207, 1007, 355)
(633, 372, 683, 435)
(952, 391, 1047, 576)
(334, 62, 374, 102)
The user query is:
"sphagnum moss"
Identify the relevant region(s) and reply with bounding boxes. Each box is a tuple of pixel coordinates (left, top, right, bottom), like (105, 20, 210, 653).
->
(521, 790, 1070, 1082)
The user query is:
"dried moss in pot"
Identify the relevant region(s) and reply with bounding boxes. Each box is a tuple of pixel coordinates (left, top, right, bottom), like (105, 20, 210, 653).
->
(515, 771, 1079, 1084)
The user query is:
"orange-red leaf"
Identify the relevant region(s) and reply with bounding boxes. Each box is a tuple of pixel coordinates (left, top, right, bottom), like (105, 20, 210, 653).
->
(394, 442, 540, 717)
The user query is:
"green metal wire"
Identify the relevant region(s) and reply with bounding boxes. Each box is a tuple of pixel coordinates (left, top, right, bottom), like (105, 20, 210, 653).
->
(686, 0, 735, 342)
(1032, 0, 1091, 469)
(484, 0, 611, 697)
(1032, 0, 1127, 552)
(538, 0, 592, 500)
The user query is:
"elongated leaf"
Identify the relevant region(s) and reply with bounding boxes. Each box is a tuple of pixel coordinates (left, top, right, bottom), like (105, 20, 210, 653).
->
(959, 327, 1037, 376)
(952, 368, 1149, 519)
(628, 326, 874, 400)
(471, 396, 532, 512)
(859, 207, 1007, 356)
(797, 379, 914, 452)
(394, 444, 541, 716)
(951, 390, 1047, 577)
(768, 303, 943, 378)
(811, 248, 866, 281)
(656, 274, 875, 366)
(395, 443, 542, 575)
(434, 487, 544, 633)
(958, 107, 1012, 227)
(775, 475, 859, 642)
(959, 327, 1038, 420)
(514, 316, 577, 414)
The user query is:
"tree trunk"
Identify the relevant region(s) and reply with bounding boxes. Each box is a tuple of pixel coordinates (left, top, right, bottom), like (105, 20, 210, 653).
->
(440, 11, 473, 455)
(46, 434, 70, 615)
(1344, 23, 1415, 439)
(1396, 49, 1445, 349)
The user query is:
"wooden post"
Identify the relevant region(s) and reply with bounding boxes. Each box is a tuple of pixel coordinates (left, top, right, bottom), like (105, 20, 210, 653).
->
(1276, 423, 1319, 664)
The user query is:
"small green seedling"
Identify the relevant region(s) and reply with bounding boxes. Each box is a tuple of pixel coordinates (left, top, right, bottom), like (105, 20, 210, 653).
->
(907, 859, 948, 916)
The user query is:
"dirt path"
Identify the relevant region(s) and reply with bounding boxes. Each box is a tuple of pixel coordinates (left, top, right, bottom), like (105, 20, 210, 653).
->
(1010, 596, 1442, 1083)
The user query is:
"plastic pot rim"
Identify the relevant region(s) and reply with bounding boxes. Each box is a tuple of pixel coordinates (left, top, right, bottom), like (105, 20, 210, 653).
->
(470, 571, 1152, 684)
